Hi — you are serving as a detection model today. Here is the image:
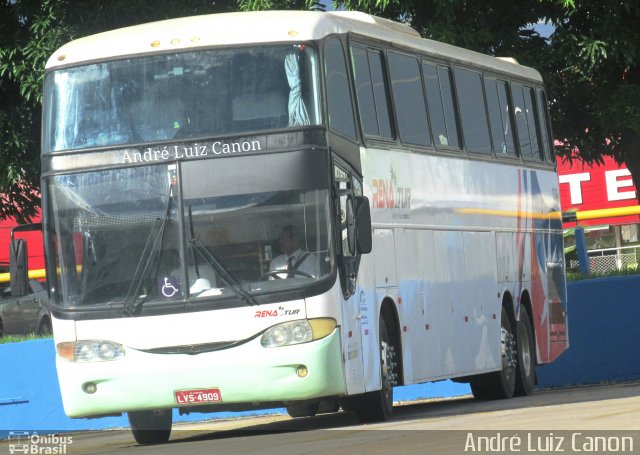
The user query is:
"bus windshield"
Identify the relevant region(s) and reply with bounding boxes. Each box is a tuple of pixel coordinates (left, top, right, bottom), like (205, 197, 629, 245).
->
(43, 44, 321, 152)
(47, 151, 334, 310)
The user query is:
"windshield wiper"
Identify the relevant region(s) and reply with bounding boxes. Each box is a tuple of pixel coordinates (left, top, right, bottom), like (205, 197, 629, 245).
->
(188, 206, 258, 307)
(122, 186, 174, 316)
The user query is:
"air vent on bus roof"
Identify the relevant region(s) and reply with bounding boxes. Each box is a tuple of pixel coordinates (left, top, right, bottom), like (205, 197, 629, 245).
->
(328, 11, 421, 38)
(496, 57, 520, 65)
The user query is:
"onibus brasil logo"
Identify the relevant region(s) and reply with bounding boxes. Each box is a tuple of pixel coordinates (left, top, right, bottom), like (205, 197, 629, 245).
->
(8, 432, 72, 454)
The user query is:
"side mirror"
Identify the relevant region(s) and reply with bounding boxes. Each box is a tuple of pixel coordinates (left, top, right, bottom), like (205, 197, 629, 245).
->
(355, 196, 372, 254)
(346, 197, 356, 256)
(10, 238, 29, 297)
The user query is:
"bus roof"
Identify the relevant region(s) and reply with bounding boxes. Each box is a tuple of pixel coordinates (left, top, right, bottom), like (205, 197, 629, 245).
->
(46, 10, 542, 82)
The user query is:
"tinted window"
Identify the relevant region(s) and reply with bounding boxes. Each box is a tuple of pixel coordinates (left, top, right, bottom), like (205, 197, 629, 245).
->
(351, 45, 393, 139)
(368, 50, 393, 139)
(455, 68, 491, 154)
(485, 77, 517, 156)
(438, 67, 461, 149)
(388, 51, 430, 146)
(524, 86, 543, 160)
(325, 38, 356, 140)
(511, 84, 540, 159)
(423, 63, 460, 149)
(537, 90, 555, 162)
(352, 46, 378, 136)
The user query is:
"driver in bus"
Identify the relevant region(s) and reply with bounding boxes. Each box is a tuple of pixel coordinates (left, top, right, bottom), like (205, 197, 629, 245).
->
(269, 224, 319, 279)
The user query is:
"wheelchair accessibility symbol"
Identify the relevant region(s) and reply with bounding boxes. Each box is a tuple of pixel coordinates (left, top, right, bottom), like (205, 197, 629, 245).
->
(159, 276, 182, 298)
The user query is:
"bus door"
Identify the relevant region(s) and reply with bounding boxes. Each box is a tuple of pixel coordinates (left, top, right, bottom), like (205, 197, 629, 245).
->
(334, 162, 367, 394)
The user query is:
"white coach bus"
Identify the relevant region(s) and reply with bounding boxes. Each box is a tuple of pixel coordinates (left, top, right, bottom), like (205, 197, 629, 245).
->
(12, 10, 568, 444)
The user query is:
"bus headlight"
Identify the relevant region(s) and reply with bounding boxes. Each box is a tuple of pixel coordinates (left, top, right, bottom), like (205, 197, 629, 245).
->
(57, 341, 125, 362)
(260, 318, 336, 348)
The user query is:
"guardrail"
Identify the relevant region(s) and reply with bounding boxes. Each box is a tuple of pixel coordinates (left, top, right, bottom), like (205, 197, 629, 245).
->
(569, 244, 640, 274)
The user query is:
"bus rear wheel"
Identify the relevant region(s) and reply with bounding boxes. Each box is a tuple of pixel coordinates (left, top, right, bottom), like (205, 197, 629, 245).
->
(470, 307, 517, 400)
(514, 309, 536, 396)
(355, 318, 395, 422)
(128, 409, 172, 445)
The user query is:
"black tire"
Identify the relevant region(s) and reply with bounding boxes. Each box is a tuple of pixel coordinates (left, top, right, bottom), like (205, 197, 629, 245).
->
(355, 318, 395, 423)
(128, 410, 172, 445)
(286, 401, 319, 418)
(514, 309, 536, 396)
(470, 307, 517, 400)
(38, 317, 52, 336)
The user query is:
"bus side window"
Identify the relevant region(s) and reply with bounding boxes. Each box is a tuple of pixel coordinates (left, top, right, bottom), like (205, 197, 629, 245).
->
(524, 86, 544, 161)
(388, 51, 431, 147)
(351, 44, 394, 140)
(512, 83, 545, 161)
(423, 62, 460, 149)
(324, 38, 357, 140)
(536, 89, 555, 163)
(454, 67, 492, 155)
(485, 77, 517, 156)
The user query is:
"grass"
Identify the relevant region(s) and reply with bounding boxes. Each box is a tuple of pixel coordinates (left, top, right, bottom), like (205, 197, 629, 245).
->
(567, 268, 640, 282)
(0, 333, 53, 344)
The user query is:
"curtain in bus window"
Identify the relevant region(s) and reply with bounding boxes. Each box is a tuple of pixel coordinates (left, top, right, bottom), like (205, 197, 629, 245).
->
(285, 51, 310, 126)
(324, 39, 357, 140)
(485, 77, 517, 156)
(388, 51, 430, 146)
(454, 67, 491, 154)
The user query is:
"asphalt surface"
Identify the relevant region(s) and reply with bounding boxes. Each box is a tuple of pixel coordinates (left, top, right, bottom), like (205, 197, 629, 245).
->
(2, 383, 639, 455)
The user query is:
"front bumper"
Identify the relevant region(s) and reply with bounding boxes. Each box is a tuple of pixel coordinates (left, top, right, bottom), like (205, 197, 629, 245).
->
(56, 329, 345, 418)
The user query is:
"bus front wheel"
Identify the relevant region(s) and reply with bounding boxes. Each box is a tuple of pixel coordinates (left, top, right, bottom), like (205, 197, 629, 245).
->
(128, 409, 172, 445)
(355, 318, 395, 422)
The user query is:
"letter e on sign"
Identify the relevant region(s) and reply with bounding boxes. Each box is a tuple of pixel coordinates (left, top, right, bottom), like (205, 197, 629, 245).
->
(605, 169, 636, 202)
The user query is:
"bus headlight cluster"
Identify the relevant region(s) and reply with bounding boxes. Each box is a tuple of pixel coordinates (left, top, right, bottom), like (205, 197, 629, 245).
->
(57, 340, 125, 362)
(260, 318, 336, 348)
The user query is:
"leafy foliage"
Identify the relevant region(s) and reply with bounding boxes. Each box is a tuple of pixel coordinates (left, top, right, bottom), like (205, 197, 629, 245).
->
(0, 0, 236, 222)
(2, 0, 640, 222)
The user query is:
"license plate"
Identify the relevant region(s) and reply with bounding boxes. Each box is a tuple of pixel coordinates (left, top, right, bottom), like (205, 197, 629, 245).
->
(174, 388, 222, 405)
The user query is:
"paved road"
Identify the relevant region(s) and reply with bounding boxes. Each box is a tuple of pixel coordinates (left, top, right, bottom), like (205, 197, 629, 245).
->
(3, 383, 639, 454)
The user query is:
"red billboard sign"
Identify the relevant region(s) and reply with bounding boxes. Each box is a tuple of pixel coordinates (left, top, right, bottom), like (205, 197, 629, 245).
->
(557, 155, 640, 227)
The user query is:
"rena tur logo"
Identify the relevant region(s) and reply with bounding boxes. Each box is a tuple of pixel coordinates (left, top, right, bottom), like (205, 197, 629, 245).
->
(371, 162, 411, 210)
(254, 306, 301, 318)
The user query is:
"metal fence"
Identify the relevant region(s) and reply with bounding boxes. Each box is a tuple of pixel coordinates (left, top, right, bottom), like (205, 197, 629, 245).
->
(569, 245, 640, 274)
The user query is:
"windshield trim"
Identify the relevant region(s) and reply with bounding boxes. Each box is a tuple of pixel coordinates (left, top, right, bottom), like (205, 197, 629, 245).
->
(43, 41, 322, 155)
(43, 149, 337, 320)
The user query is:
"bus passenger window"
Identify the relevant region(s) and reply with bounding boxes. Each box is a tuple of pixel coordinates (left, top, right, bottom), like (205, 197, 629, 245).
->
(454, 67, 492, 154)
(388, 51, 430, 147)
(423, 63, 460, 149)
(536, 90, 555, 163)
(351, 45, 393, 139)
(512, 83, 541, 160)
(325, 38, 357, 140)
(524, 87, 544, 161)
(485, 77, 517, 156)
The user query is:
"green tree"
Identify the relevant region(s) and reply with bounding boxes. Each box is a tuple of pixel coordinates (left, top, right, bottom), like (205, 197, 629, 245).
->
(336, 1, 640, 191)
(0, 0, 235, 222)
(547, 2, 640, 190)
(3, 0, 640, 221)
(241, 0, 640, 195)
